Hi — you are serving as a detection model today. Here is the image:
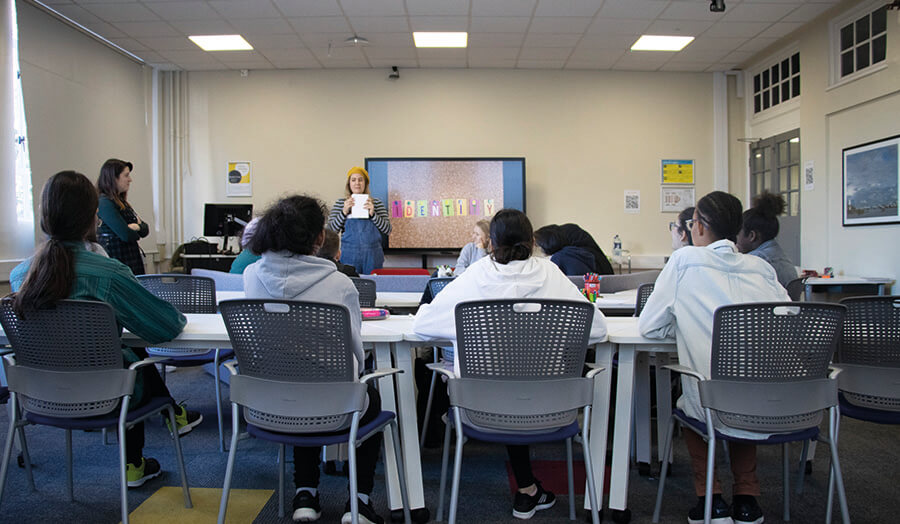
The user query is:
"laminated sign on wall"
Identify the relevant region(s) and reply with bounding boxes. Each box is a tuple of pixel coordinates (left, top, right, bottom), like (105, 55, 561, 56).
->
(226, 161, 252, 197)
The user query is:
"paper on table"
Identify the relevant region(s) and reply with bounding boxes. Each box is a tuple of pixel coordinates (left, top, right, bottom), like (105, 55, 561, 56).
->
(350, 194, 369, 219)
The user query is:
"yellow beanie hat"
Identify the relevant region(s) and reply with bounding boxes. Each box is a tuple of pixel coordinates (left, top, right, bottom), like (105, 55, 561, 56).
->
(347, 166, 369, 183)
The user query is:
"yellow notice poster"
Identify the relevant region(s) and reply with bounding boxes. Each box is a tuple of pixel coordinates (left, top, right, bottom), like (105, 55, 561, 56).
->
(226, 161, 252, 196)
(661, 159, 694, 184)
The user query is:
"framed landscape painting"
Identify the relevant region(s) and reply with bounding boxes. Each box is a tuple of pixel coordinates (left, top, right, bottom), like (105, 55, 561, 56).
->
(843, 134, 900, 226)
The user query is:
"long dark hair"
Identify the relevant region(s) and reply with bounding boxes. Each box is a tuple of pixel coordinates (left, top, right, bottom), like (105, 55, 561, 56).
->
(490, 209, 534, 264)
(97, 158, 133, 209)
(696, 191, 743, 242)
(13, 171, 99, 315)
(741, 192, 784, 242)
(534, 225, 564, 255)
(249, 195, 328, 256)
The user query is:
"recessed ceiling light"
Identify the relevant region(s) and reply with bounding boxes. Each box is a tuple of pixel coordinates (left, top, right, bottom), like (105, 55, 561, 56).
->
(631, 35, 694, 52)
(413, 32, 468, 48)
(189, 34, 253, 51)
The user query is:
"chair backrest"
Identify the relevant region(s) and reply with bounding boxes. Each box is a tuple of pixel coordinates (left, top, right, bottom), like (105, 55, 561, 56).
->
(0, 299, 133, 417)
(137, 274, 217, 313)
(702, 302, 846, 432)
(785, 277, 807, 301)
(350, 277, 377, 307)
(451, 299, 595, 431)
(191, 268, 244, 291)
(427, 277, 454, 297)
(634, 282, 655, 317)
(218, 299, 364, 433)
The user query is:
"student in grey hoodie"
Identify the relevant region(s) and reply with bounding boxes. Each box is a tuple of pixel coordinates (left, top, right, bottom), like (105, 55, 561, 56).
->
(243, 195, 383, 524)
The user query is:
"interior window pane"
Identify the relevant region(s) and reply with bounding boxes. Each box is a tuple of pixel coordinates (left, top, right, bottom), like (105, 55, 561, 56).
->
(791, 53, 800, 74)
(792, 77, 800, 97)
(764, 149, 771, 170)
(764, 171, 771, 189)
(779, 168, 789, 191)
(783, 193, 792, 215)
(772, 85, 779, 105)
(762, 69, 770, 88)
(754, 74, 761, 93)
(763, 90, 770, 110)
(873, 35, 886, 63)
(873, 6, 887, 35)
(779, 142, 789, 164)
(791, 165, 800, 190)
(855, 15, 870, 43)
(789, 139, 800, 162)
(857, 43, 870, 69)
(790, 191, 800, 215)
(781, 59, 790, 78)
(841, 51, 854, 76)
(840, 24, 854, 50)
(771, 65, 779, 82)
(754, 94, 761, 113)
(782, 81, 790, 101)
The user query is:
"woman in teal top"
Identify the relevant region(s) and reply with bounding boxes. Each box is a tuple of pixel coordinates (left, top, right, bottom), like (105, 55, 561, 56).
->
(11, 170, 201, 488)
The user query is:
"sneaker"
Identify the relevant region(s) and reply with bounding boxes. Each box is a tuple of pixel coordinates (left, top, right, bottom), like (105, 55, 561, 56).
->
(292, 490, 322, 522)
(688, 494, 733, 524)
(166, 403, 203, 436)
(512, 482, 556, 519)
(341, 497, 384, 524)
(126, 457, 161, 488)
(732, 495, 764, 524)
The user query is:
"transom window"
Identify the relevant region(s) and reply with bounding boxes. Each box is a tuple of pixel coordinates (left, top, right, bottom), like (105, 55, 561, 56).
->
(753, 52, 800, 114)
(831, 1, 889, 85)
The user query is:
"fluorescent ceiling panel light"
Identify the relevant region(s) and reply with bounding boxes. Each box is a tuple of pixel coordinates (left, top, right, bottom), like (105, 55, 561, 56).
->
(189, 34, 253, 51)
(631, 35, 694, 52)
(413, 32, 468, 48)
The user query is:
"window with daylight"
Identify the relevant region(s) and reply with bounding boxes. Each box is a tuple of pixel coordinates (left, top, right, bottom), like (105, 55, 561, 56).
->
(12, 4, 32, 228)
(753, 52, 800, 115)
(832, 2, 888, 84)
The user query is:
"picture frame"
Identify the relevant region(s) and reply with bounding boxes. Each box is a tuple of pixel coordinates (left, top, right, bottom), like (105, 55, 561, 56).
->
(660, 186, 695, 213)
(842, 134, 900, 226)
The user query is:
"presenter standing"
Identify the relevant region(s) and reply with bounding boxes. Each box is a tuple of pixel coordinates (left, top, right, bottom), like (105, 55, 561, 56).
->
(96, 158, 149, 275)
(327, 166, 392, 274)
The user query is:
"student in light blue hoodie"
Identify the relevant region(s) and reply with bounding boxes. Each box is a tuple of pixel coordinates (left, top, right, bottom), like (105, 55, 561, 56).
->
(243, 195, 383, 524)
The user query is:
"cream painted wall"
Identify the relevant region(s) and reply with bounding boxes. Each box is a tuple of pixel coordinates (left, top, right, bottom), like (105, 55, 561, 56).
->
(732, 0, 899, 281)
(16, 0, 156, 249)
(186, 68, 715, 260)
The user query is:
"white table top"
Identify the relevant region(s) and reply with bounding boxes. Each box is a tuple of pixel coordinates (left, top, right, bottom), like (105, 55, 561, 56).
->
(216, 291, 423, 309)
(594, 289, 637, 311)
(805, 276, 894, 286)
(604, 316, 675, 345)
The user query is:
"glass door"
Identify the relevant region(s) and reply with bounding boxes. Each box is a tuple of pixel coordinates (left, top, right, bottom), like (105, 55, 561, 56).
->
(749, 129, 801, 264)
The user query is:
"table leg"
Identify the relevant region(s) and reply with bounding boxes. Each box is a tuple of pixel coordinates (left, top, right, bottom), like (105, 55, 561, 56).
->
(634, 352, 651, 471)
(373, 342, 402, 506)
(390, 341, 427, 520)
(609, 344, 637, 512)
(584, 341, 614, 511)
(655, 354, 674, 464)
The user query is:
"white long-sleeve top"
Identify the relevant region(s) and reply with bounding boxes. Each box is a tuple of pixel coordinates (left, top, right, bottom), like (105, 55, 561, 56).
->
(413, 255, 608, 377)
(638, 239, 790, 439)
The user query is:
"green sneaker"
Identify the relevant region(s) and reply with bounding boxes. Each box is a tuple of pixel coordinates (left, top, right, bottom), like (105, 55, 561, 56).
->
(126, 457, 161, 488)
(166, 403, 203, 436)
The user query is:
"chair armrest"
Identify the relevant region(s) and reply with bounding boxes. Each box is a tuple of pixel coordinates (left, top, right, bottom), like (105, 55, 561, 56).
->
(828, 365, 843, 380)
(360, 368, 403, 384)
(585, 366, 606, 380)
(223, 361, 239, 376)
(127, 357, 168, 371)
(0, 348, 13, 357)
(662, 363, 707, 382)
(426, 362, 455, 380)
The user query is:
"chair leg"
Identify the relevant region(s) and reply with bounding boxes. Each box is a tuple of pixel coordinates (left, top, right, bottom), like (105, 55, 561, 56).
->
(218, 403, 242, 524)
(581, 407, 600, 524)
(278, 444, 285, 518)
(165, 404, 192, 509)
(448, 408, 465, 524)
(66, 429, 74, 502)
(796, 439, 810, 495)
(348, 412, 362, 524)
(16, 422, 34, 491)
(826, 409, 850, 524)
(704, 411, 717, 524)
(118, 404, 130, 524)
(419, 369, 438, 448)
(437, 416, 453, 522)
(652, 415, 677, 523)
(782, 442, 790, 521)
(566, 437, 575, 521)
(388, 420, 413, 524)
(215, 350, 226, 453)
(0, 396, 20, 504)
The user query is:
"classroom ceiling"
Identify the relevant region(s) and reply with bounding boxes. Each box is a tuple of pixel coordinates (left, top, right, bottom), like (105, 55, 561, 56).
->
(37, 0, 844, 72)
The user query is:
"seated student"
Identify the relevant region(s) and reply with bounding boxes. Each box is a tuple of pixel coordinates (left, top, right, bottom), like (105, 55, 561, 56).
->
(454, 219, 491, 274)
(317, 228, 360, 277)
(229, 217, 261, 274)
(670, 206, 695, 250)
(413, 209, 607, 521)
(534, 224, 596, 275)
(558, 223, 615, 275)
(639, 191, 789, 524)
(736, 192, 797, 288)
(242, 195, 384, 524)
(10, 171, 201, 489)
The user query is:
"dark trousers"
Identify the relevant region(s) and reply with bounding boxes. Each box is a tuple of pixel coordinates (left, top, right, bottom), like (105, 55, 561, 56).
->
(294, 383, 383, 495)
(684, 429, 759, 497)
(125, 347, 172, 465)
(507, 445, 535, 489)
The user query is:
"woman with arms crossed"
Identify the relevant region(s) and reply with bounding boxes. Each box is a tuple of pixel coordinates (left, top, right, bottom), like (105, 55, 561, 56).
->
(96, 158, 149, 275)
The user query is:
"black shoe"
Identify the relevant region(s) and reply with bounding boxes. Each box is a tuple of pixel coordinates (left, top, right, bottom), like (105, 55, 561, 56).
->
(341, 497, 384, 524)
(512, 482, 556, 520)
(732, 495, 764, 524)
(688, 494, 733, 524)
(292, 490, 322, 522)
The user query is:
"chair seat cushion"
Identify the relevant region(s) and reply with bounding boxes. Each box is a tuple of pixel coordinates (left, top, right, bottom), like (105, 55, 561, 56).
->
(25, 396, 175, 430)
(449, 410, 581, 444)
(149, 348, 235, 366)
(247, 410, 395, 447)
(673, 408, 819, 444)
(839, 393, 900, 424)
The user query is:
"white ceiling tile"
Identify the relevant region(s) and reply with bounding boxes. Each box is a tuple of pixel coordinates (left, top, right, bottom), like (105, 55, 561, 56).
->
(258, 48, 315, 60)
(535, 0, 601, 17)
(299, 33, 352, 46)
(365, 33, 414, 46)
(363, 46, 417, 59)
(224, 61, 277, 70)
(567, 48, 624, 62)
(132, 50, 166, 63)
(468, 47, 520, 59)
(244, 34, 306, 48)
(471, 0, 537, 17)
(339, 0, 406, 17)
(616, 50, 676, 65)
(349, 17, 410, 33)
(519, 47, 570, 60)
(528, 16, 591, 33)
(114, 21, 181, 37)
(416, 48, 468, 59)
(167, 19, 236, 35)
(755, 21, 803, 39)
(80, 2, 159, 22)
(722, 2, 802, 23)
(287, 16, 351, 33)
(50, 4, 101, 25)
(178, 62, 232, 71)
(109, 37, 149, 51)
(213, 50, 273, 63)
(598, 0, 669, 20)
(229, 17, 295, 35)
(136, 36, 198, 50)
(160, 49, 221, 63)
(565, 59, 617, 70)
(517, 58, 565, 68)
(468, 57, 517, 68)
(522, 33, 581, 47)
(782, 3, 834, 23)
(468, 33, 526, 46)
(266, 58, 322, 68)
(736, 36, 778, 52)
(81, 20, 128, 39)
(659, 1, 724, 21)
(469, 16, 530, 33)
(418, 58, 468, 67)
(685, 36, 748, 52)
(644, 19, 714, 36)
(586, 17, 652, 35)
(309, 46, 366, 60)
(152, 63, 182, 71)
(706, 62, 740, 72)
(659, 61, 713, 72)
(721, 50, 757, 63)
(271, 0, 342, 17)
(367, 58, 419, 67)
(577, 34, 637, 49)
(406, 0, 470, 16)
(208, 0, 282, 19)
(673, 47, 729, 62)
(144, 2, 219, 21)
(704, 21, 770, 38)
(409, 16, 468, 31)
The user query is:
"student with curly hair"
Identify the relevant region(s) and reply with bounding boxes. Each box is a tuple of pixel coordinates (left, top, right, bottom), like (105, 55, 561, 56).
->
(736, 192, 797, 287)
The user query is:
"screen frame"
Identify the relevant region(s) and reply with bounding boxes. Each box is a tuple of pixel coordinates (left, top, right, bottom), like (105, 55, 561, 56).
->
(365, 156, 526, 254)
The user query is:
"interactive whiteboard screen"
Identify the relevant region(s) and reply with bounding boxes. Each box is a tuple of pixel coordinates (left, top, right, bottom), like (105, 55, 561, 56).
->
(367, 158, 525, 251)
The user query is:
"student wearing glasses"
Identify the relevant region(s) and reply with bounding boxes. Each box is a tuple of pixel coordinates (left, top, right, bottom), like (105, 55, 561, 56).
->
(670, 206, 695, 250)
(639, 191, 788, 524)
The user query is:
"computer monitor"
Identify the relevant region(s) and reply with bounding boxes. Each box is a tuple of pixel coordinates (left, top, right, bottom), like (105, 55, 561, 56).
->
(203, 204, 252, 252)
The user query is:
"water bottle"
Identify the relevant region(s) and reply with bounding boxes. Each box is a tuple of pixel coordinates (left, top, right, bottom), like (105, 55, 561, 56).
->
(613, 234, 622, 257)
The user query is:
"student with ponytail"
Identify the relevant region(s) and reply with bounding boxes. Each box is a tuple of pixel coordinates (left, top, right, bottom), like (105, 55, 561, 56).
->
(736, 191, 797, 287)
(413, 208, 607, 520)
(10, 171, 201, 489)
